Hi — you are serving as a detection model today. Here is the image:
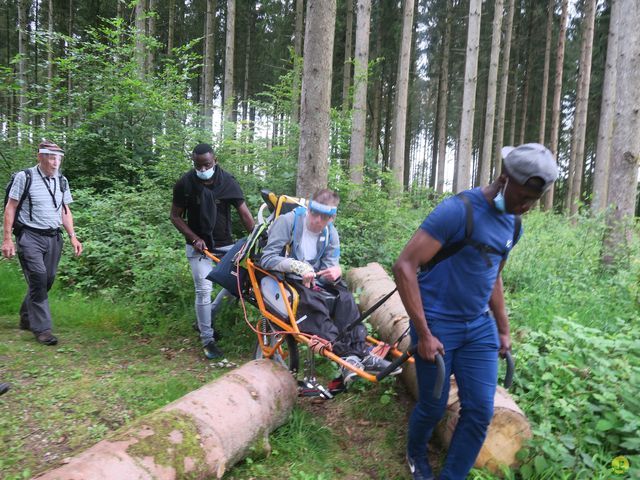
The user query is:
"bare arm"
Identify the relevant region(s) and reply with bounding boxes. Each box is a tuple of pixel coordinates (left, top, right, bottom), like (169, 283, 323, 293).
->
(1, 198, 17, 258)
(392, 229, 445, 361)
(236, 201, 255, 233)
(488, 260, 511, 356)
(62, 205, 83, 256)
(170, 203, 207, 252)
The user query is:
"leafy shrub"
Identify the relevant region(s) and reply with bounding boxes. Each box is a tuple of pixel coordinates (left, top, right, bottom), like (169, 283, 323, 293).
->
(512, 317, 639, 478)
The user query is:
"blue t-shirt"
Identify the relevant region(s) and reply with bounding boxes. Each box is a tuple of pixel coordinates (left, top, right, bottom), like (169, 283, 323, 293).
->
(418, 188, 522, 321)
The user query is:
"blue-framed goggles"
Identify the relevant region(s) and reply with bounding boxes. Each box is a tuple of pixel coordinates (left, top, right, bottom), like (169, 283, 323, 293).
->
(308, 200, 337, 216)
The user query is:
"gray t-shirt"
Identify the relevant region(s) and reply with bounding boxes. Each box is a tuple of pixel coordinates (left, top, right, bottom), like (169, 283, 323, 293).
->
(8, 166, 73, 230)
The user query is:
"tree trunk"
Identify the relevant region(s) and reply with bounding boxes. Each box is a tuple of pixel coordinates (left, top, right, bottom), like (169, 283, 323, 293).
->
(291, 0, 304, 124)
(602, 0, 640, 266)
(542, 0, 568, 211)
(567, 0, 596, 216)
(46, 0, 54, 127)
(346, 263, 532, 474)
(35, 361, 297, 480)
(368, 5, 383, 164)
(538, 0, 554, 145)
(479, 0, 504, 186)
(135, 0, 146, 76)
(296, 0, 336, 198)
(342, 0, 353, 111)
(518, 10, 534, 146)
(66, 0, 74, 128)
(203, 0, 217, 133)
(592, 0, 619, 214)
(223, 0, 236, 125)
(456, 0, 482, 193)
(348, 0, 371, 185)
(146, 0, 156, 73)
(17, 0, 27, 136)
(493, 0, 515, 179)
(403, 3, 418, 190)
(436, 0, 453, 194)
(167, 0, 175, 55)
(389, 0, 416, 193)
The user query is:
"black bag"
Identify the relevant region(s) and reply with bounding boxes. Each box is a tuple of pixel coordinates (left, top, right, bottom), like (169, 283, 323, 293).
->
(206, 238, 248, 297)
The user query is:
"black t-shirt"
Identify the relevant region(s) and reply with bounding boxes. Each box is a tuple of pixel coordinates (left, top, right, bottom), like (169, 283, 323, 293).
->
(172, 168, 245, 249)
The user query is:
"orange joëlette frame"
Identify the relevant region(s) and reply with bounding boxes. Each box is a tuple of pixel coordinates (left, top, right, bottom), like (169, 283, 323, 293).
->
(202, 250, 412, 383)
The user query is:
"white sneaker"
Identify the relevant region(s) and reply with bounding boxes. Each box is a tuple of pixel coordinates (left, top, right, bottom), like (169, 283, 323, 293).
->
(340, 355, 364, 384)
(361, 353, 402, 376)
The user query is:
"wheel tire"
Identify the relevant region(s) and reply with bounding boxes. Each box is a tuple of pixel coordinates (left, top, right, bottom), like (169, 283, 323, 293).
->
(254, 321, 299, 374)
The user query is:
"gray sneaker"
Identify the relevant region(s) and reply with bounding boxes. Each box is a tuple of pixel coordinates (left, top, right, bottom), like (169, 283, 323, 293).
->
(340, 355, 364, 384)
(361, 353, 402, 376)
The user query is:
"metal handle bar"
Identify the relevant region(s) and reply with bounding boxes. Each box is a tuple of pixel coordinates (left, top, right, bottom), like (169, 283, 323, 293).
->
(376, 346, 445, 399)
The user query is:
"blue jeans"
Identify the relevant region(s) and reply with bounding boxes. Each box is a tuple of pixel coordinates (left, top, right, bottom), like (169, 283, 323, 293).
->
(186, 245, 232, 346)
(407, 312, 499, 480)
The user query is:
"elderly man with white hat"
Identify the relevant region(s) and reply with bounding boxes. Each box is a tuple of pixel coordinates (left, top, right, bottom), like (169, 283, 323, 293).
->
(393, 143, 558, 480)
(2, 140, 83, 346)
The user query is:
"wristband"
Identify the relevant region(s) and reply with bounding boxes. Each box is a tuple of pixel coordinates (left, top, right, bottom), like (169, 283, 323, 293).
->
(69, 232, 76, 238)
(191, 238, 199, 245)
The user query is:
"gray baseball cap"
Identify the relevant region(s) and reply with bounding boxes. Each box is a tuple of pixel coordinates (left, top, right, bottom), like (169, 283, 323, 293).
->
(501, 143, 558, 192)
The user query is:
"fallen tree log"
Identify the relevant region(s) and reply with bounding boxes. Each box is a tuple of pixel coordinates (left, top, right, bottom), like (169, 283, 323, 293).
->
(35, 359, 297, 480)
(347, 262, 531, 474)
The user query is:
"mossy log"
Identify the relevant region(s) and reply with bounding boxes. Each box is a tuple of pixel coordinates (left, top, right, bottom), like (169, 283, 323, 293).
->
(347, 262, 531, 474)
(35, 360, 297, 480)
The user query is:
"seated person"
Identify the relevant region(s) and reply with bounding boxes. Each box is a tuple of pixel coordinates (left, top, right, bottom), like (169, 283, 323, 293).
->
(260, 188, 400, 382)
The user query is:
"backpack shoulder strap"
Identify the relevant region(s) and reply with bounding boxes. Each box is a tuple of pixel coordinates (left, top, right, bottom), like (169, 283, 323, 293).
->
(512, 215, 522, 247)
(421, 193, 472, 271)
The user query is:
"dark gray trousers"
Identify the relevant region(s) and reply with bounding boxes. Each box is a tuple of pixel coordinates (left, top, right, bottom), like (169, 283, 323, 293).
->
(16, 229, 63, 334)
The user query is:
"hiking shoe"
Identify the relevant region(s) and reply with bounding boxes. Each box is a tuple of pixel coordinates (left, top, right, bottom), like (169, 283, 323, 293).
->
(361, 352, 402, 376)
(203, 341, 224, 359)
(0, 383, 10, 396)
(406, 453, 435, 480)
(340, 355, 364, 385)
(19, 316, 30, 331)
(35, 331, 58, 346)
(328, 376, 346, 396)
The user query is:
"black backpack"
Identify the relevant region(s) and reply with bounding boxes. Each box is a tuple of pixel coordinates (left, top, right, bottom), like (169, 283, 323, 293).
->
(4, 168, 68, 231)
(421, 193, 522, 271)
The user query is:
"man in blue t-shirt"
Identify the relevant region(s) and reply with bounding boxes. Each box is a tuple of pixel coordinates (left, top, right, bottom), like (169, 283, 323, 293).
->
(393, 143, 558, 480)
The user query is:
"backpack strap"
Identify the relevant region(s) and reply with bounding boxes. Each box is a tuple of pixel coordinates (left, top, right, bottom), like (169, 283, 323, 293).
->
(17, 169, 33, 222)
(59, 174, 68, 214)
(421, 193, 511, 272)
(513, 215, 521, 247)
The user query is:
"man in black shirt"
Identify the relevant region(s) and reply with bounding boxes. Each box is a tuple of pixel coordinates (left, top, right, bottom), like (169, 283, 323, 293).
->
(170, 143, 254, 359)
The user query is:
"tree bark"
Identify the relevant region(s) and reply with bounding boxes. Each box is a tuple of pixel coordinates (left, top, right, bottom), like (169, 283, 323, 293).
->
(592, 0, 619, 214)
(518, 9, 534, 146)
(389, 0, 416, 192)
(436, 0, 453, 194)
(146, 0, 156, 73)
(567, 0, 596, 216)
(17, 0, 27, 136)
(223, 0, 236, 125)
(538, 0, 554, 145)
(296, 0, 336, 198)
(368, 4, 383, 164)
(602, 0, 640, 266)
(46, 0, 54, 127)
(135, 0, 146, 76)
(35, 361, 297, 480)
(66, 0, 74, 128)
(342, 0, 354, 111)
(203, 0, 217, 132)
(455, 0, 482, 192)
(291, 0, 304, 124)
(167, 0, 175, 55)
(493, 0, 515, 179)
(542, 0, 568, 211)
(348, 0, 371, 185)
(479, 0, 504, 186)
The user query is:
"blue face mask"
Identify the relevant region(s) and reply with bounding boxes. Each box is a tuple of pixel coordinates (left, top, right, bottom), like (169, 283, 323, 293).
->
(195, 165, 215, 180)
(494, 178, 509, 213)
